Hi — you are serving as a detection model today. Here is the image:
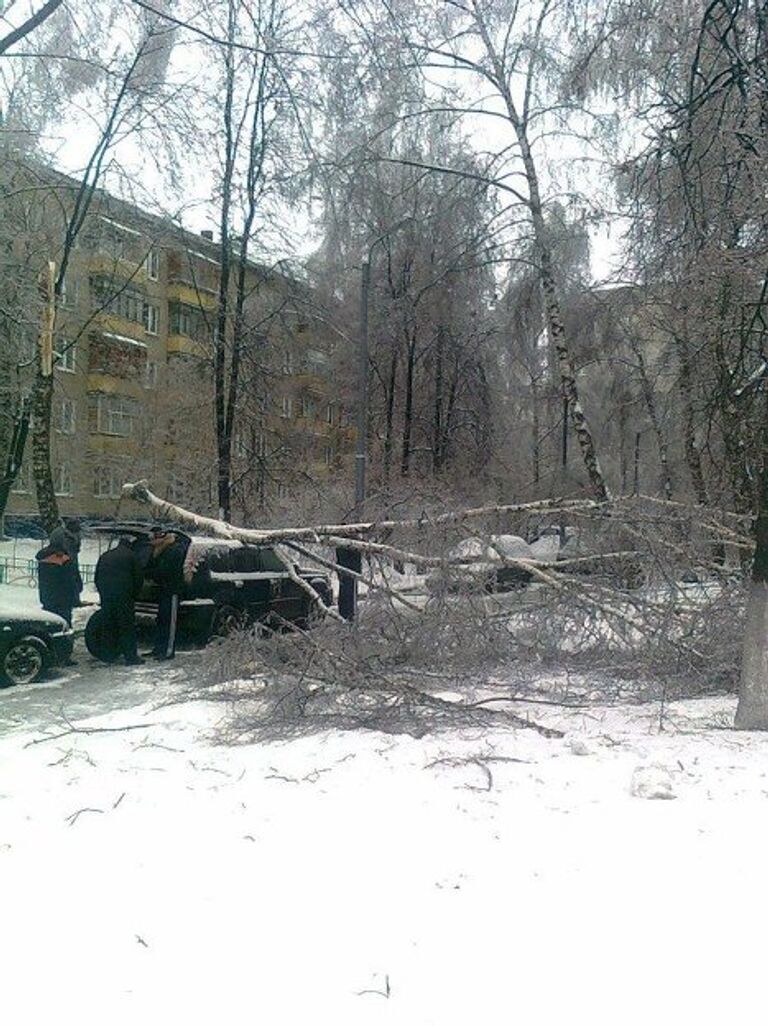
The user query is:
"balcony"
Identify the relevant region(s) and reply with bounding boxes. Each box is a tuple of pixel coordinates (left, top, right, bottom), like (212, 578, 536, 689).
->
(167, 281, 217, 310)
(167, 333, 210, 359)
(90, 311, 149, 343)
(88, 252, 151, 285)
(87, 433, 141, 456)
(86, 373, 144, 400)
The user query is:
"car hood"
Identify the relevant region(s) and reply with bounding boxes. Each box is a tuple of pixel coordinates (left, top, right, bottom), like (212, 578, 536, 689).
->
(0, 608, 68, 630)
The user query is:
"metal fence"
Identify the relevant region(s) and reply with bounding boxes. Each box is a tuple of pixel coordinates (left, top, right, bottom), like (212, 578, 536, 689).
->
(0, 557, 96, 587)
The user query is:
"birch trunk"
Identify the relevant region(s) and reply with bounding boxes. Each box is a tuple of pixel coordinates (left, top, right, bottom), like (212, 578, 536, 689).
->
(214, 1, 237, 521)
(735, 390, 768, 728)
(470, 1, 610, 502)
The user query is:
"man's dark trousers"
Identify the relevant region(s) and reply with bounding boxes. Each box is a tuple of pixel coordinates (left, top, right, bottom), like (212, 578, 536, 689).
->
(153, 590, 179, 659)
(102, 600, 139, 662)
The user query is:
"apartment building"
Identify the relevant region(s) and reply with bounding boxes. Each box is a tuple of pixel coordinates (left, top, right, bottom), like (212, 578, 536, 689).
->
(3, 160, 352, 524)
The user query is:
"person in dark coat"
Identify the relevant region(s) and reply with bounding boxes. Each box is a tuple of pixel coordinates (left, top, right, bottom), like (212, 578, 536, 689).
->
(48, 518, 84, 603)
(94, 537, 145, 665)
(145, 531, 189, 660)
(36, 544, 79, 627)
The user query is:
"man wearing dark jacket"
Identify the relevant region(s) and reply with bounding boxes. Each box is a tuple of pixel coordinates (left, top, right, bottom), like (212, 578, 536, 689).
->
(145, 531, 189, 660)
(94, 537, 145, 665)
(48, 519, 84, 604)
(36, 544, 79, 627)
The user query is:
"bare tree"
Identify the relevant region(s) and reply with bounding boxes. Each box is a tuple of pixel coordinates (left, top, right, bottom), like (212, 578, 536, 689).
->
(338, 0, 620, 500)
(0, 0, 65, 57)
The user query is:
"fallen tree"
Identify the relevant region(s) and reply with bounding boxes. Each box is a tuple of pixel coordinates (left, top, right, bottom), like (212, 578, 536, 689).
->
(122, 480, 751, 738)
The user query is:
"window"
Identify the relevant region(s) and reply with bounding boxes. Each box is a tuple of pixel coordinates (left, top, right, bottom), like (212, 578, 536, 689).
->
(307, 348, 328, 373)
(99, 232, 125, 261)
(143, 302, 159, 335)
(325, 402, 334, 425)
(323, 446, 334, 467)
(54, 463, 72, 497)
(256, 433, 267, 458)
(10, 464, 29, 494)
(280, 396, 293, 419)
(93, 465, 122, 499)
(170, 303, 191, 336)
(169, 302, 208, 342)
(88, 333, 146, 376)
(59, 277, 78, 310)
(145, 248, 160, 281)
(54, 342, 76, 373)
(282, 351, 294, 375)
(301, 395, 317, 419)
(91, 277, 146, 326)
(277, 482, 288, 501)
(145, 361, 158, 389)
(93, 395, 139, 437)
(56, 398, 76, 434)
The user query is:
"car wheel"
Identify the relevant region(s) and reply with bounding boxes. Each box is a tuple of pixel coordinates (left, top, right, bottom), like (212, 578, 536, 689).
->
(1, 636, 49, 686)
(210, 603, 246, 638)
(84, 609, 121, 663)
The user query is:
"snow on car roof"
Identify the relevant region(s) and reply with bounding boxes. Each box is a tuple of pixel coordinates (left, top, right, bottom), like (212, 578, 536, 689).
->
(449, 534, 534, 562)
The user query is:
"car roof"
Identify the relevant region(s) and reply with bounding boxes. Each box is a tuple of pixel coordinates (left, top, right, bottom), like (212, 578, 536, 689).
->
(92, 522, 192, 541)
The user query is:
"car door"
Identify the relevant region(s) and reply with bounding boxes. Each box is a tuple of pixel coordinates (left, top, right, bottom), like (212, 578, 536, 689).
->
(222, 546, 273, 621)
(255, 546, 307, 623)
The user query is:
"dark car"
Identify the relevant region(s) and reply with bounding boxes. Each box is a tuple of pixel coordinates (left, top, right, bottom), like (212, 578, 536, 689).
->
(84, 526, 333, 661)
(0, 607, 75, 686)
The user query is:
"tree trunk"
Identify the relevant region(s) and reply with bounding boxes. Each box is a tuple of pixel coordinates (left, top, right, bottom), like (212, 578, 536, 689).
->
(674, 326, 709, 505)
(735, 394, 768, 729)
(618, 399, 628, 494)
(383, 346, 398, 485)
(471, 1, 610, 502)
(401, 334, 416, 477)
(214, 5, 237, 522)
(0, 401, 30, 524)
(432, 325, 445, 473)
(531, 374, 541, 486)
(31, 369, 58, 531)
(443, 357, 460, 467)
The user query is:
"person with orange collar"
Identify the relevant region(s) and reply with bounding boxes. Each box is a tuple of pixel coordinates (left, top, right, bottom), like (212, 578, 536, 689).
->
(36, 542, 79, 628)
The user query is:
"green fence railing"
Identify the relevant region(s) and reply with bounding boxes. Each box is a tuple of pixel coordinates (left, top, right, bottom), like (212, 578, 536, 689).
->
(0, 557, 96, 587)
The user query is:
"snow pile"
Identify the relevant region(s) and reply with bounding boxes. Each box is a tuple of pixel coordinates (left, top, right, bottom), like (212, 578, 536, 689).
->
(630, 762, 677, 799)
(1, 678, 767, 1024)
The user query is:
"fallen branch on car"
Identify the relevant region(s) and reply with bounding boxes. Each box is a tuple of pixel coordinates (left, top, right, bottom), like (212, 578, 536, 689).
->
(122, 479, 603, 541)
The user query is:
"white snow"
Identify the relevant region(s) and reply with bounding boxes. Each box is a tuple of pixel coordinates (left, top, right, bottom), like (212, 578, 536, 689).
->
(1, 675, 766, 1025)
(0, 586, 69, 624)
(451, 533, 535, 563)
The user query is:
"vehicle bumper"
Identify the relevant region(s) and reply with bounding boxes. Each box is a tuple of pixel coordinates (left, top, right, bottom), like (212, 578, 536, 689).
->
(50, 628, 75, 665)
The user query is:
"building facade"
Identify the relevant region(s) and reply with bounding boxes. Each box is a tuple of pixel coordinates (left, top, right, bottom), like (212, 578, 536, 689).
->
(3, 159, 352, 525)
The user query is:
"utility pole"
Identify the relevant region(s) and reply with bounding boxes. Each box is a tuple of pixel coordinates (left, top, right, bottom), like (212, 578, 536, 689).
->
(338, 258, 370, 623)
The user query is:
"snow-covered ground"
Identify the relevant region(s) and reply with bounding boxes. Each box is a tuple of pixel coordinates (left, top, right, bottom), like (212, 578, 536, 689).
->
(1, 670, 766, 1025)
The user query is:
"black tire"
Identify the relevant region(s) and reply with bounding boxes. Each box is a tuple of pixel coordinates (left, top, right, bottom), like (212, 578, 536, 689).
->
(84, 609, 121, 663)
(1, 636, 49, 686)
(210, 602, 247, 639)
